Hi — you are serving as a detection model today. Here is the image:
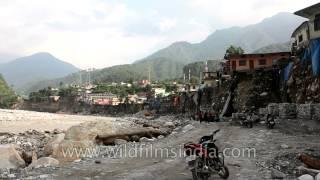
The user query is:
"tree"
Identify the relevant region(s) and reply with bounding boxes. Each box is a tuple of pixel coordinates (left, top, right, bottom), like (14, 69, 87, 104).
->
(225, 45, 244, 58)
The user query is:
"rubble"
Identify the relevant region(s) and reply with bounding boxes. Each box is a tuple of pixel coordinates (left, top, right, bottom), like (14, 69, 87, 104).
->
(287, 59, 320, 104)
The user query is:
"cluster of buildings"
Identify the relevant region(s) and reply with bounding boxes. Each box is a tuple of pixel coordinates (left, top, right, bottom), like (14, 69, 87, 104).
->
(76, 80, 176, 106)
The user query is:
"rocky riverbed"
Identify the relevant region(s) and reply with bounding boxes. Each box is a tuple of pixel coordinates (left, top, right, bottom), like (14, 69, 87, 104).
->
(0, 109, 320, 179)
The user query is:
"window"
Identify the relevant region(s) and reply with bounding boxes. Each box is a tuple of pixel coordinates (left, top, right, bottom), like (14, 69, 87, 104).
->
(314, 14, 320, 31)
(239, 60, 246, 66)
(298, 35, 303, 42)
(259, 59, 266, 65)
(260, 54, 265, 57)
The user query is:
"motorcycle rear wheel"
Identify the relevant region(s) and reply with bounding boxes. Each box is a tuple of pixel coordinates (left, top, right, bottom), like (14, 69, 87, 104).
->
(191, 158, 210, 180)
(218, 165, 229, 179)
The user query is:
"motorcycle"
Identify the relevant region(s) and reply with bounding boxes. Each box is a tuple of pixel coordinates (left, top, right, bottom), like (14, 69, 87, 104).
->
(184, 129, 229, 180)
(265, 114, 275, 129)
(238, 113, 253, 128)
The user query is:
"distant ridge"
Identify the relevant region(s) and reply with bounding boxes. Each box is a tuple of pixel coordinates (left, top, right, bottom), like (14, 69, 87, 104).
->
(0, 52, 80, 91)
(26, 12, 305, 93)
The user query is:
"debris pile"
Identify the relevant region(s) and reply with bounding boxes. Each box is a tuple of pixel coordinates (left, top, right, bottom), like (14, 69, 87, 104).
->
(233, 71, 279, 112)
(287, 58, 320, 103)
(0, 130, 58, 160)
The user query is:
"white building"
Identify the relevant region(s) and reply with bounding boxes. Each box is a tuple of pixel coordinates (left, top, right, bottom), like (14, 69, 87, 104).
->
(153, 88, 166, 97)
(291, 3, 320, 52)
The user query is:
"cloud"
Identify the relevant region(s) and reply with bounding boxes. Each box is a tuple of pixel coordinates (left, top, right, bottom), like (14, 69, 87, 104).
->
(0, 0, 319, 69)
(158, 18, 177, 32)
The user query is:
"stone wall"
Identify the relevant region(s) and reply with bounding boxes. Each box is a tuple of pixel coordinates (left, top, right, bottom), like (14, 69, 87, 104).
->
(296, 104, 313, 120)
(260, 103, 320, 121)
(279, 103, 296, 119)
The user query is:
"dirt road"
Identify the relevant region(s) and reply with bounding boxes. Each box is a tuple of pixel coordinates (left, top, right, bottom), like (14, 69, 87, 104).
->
(23, 119, 320, 180)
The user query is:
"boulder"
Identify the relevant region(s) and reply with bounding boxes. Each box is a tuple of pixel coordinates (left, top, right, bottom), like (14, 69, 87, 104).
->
(271, 168, 286, 179)
(298, 174, 314, 180)
(51, 140, 95, 163)
(164, 122, 175, 128)
(182, 124, 194, 133)
(0, 145, 25, 169)
(52, 120, 166, 162)
(139, 137, 156, 142)
(280, 144, 290, 149)
(315, 173, 320, 180)
(29, 157, 59, 168)
(44, 133, 65, 156)
(114, 139, 127, 145)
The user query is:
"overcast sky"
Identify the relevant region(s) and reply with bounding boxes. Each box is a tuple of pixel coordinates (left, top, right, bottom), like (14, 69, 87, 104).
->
(0, 0, 318, 69)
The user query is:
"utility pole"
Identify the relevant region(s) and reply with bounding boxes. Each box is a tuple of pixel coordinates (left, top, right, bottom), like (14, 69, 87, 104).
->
(205, 61, 208, 72)
(148, 65, 151, 84)
(86, 68, 92, 85)
(79, 71, 82, 86)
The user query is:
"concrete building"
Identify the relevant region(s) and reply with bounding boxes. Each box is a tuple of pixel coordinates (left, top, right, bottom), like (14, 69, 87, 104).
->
(291, 21, 310, 52)
(83, 93, 120, 106)
(225, 52, 291, 73)
(295, 3, 320, 40)
(291, 3, 320, 52)
(153, 88, 166, 97)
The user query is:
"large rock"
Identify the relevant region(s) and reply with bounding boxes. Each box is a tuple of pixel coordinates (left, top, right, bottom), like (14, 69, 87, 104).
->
(29, 157, 59, 168)
(182, 124, 194, 133)
(52, 120, 165, 162)
(0, 145, 25, 169)
(44, 133, 65, 156)
(164, 122, 175, 128)
(271, 168, 286, 179)
(51, 140, 95, 163)
(315, 173, 320, 180)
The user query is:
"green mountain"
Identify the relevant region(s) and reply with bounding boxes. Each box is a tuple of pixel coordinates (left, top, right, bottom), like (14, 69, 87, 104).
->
(26, 12, 305, 93)
(0, 74, 17, 108)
